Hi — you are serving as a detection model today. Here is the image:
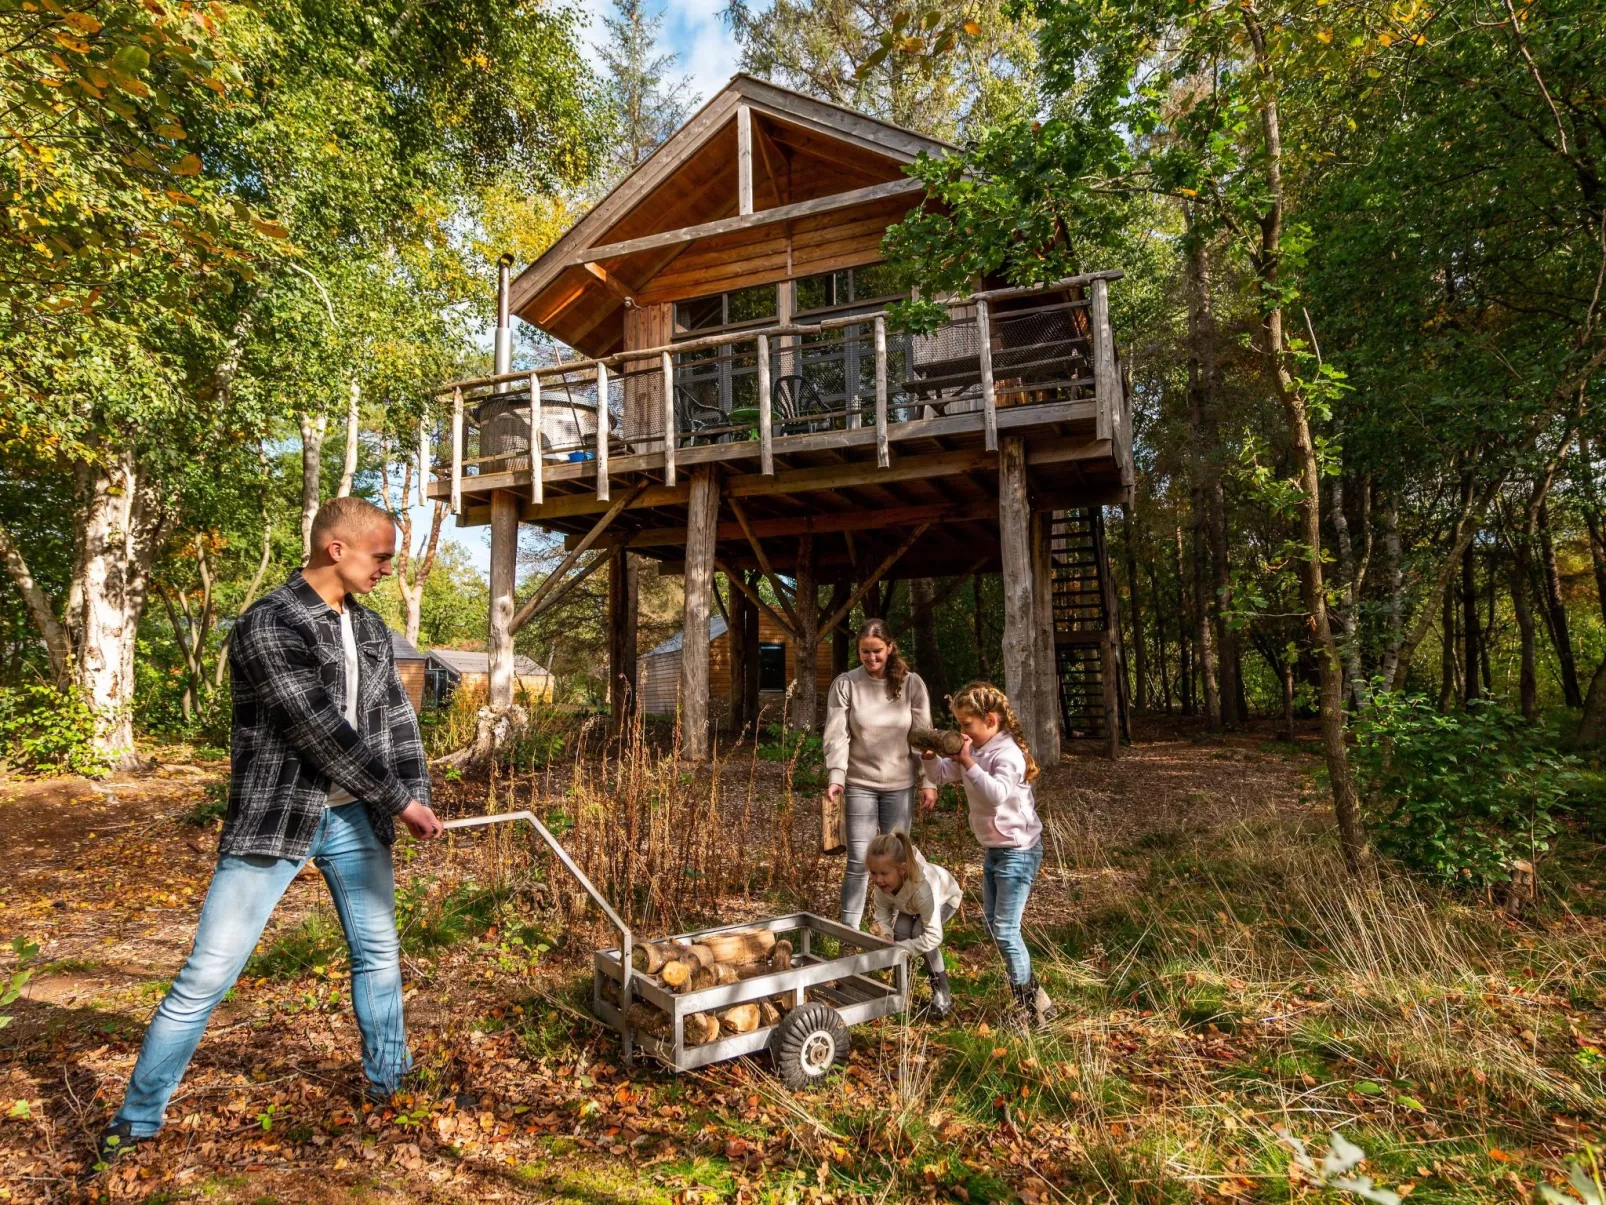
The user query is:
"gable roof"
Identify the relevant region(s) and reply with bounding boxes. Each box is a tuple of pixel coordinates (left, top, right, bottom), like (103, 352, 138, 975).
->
(645, 615, 730, 658)
(390, 630, 426, 662)
(509, 74, 954, 354)
(427, 648, 550, 678)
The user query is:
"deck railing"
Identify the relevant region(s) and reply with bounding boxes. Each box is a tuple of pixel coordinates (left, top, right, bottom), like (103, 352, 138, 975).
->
(429, 271, 1127, 512)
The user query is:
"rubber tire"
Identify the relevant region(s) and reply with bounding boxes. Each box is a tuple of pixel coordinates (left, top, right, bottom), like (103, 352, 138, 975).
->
(769, 1002, 850, 1090)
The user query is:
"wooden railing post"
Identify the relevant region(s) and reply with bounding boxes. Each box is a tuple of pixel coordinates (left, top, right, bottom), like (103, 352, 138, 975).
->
(450, 386, 463, 515)
(873, 315, 890, 469)
(661, 350, 677, 488)
(757, 332, 774, 475)
(528, 371, 543, 505)
(594, 361, 610, 501)
(1092, 277, 1118, 443)
(976, 296, 997, 452)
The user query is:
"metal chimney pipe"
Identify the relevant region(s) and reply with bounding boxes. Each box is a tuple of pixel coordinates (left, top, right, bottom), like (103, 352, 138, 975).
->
(493, 254, 513, 390)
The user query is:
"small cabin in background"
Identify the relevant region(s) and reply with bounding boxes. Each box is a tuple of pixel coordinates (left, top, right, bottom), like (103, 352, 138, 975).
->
(637, 611, 832, 721)
(390, 631, 428, 712)
(428, 74, 1134, 760)
(425, 648, 554, 709)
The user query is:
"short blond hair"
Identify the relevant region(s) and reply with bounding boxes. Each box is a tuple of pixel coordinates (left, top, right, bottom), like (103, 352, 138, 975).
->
(309, 496, 394, 549)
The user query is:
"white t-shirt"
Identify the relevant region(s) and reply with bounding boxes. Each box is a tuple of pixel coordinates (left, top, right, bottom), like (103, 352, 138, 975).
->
(325, 606, 361, 808)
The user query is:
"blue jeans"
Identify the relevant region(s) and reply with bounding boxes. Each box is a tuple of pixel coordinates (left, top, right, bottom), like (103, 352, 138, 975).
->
(114, 804, 411, 1137)
(838, 786, 913, 929)
(982, 843, 1043, 986)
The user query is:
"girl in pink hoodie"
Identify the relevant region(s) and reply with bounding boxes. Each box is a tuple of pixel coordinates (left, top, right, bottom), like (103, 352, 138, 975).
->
(921, 681, 1055, 1029)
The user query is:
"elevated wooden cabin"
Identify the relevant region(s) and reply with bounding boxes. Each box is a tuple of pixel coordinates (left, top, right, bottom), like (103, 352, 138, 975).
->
(427, 75, 1133, 758)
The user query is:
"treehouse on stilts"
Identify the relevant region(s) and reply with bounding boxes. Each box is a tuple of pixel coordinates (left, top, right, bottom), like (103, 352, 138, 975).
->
(428, 75, 1134, 761)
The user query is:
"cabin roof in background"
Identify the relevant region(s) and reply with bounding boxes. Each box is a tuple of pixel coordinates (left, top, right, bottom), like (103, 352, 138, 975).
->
(509, 74, 953, 356)
(427, 649, 549, 678)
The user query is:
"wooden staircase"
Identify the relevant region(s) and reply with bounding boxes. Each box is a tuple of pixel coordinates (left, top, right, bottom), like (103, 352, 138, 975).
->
(1048, 509, 1129, 745)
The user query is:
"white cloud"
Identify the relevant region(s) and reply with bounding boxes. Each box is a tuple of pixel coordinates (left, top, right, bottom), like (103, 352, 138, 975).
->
(572, 0, 740, 110)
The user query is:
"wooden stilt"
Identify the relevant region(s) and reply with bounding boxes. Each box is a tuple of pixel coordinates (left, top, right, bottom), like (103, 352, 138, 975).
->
(790, 533, 819, 733)
(680, 467, 720, 759)
(729, 576, 751, 736)
(608, 546, 637, 734)
(488, 489, 519, 710)
(998, 437, 1037, 743)
(742, 571, 761, 730)
(829, 580, 850, 678)
(1030, 511, 1062, 765)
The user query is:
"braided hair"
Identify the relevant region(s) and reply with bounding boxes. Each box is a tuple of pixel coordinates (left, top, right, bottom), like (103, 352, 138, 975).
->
(856, 617, 909, 701)
(948, 680, 1040, 782)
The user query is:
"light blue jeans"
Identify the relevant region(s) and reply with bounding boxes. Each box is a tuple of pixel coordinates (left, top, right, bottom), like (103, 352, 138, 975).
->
(982, 843, 1043, 986)
(114, 804, 411, 1137)
(839, 786, 913, 929)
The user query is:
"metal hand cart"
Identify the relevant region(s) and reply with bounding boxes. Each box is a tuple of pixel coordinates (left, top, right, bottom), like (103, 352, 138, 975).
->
(443, 812, 909, 1088)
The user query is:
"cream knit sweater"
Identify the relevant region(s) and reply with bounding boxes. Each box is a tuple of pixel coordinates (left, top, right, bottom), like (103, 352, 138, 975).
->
(822, 666, 933, 790)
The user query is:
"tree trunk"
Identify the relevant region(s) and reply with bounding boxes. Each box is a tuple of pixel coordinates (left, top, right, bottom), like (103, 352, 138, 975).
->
(1244, 10, 1366, 873)
(789, 533, 819, 733)
(1122, 502, 1147, 711)
(909, 577, 949, 705)
(973, 576, 991, 682)
(829, 580, 850, 680)
(0, 522, 72, 686)
(1539, 500, 1583, 707)
(1281, 657, 1296, 743)
(1461, 526, 1481, 705)
(729, 573, 751, 735)
(1438, 556, 1458, 712)
(1579, 659, 1606, 747)
(299, 411, 328, 563)
(1172, 524, 1193, 715)
(1577, 436, 1606, 625)
(337, 379, 361, 498)
(610, 547, 639, 735)
(680, 468, 720, 757)
(1507, 532, 1540, 721)
(998, 438, 1038, 734)
(742, 571, 761, 729)
(1331, 475, 1367, 708)
(76, 446, 165, 769)
(1380, 494, 1405, 688)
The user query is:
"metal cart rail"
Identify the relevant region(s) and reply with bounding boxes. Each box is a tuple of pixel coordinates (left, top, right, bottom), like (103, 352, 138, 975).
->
(443, 811, 910, 1083)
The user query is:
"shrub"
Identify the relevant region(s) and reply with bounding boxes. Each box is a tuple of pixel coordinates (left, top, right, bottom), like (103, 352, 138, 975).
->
(0, 683, 108, 777)
(1352, 693, 1576, 889)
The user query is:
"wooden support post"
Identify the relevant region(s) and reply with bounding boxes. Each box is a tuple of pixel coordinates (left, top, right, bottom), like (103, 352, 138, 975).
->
(594, 361, 610, 501)
(976, 297, 998, 453)
(680, 467, 720, 759)
(741, 571, 761, 728)
(417, 418, 429, 506)
(757, 333, 774, 475)
(1094, 507, 1122, 758)
(1030, 512, 1062, 766)
(1092, 277, 1118, 443)
(736, 105, 754, 217)
(998, 437, 1036, 740)
(790, 533, 819, 733)
(717, 559, 797, 639)
(528, 372, 543, 505)
(819, 523, 931, 637)
(608, 546, 637, 734)
(450, 387, 464, 515)
(488, 490, 519, 710)
(830, 580, 850, 678)
(728, 574, 751, 735)
(661, 350, 677, 487)
(873, 315, 890, 468)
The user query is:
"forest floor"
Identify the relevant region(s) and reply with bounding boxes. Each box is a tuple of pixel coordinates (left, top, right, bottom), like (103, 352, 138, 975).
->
(2, 716, 1604, 1204)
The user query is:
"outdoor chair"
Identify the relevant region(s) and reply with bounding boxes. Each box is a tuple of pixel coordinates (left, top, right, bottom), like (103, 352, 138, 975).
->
(772, 374, 833, 434)
(674, 385, 730, 445)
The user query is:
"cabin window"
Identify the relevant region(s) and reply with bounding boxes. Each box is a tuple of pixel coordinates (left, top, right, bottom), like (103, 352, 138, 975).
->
(758, 643, 786, 692)
(793, 262, 905, 316)
(675, 284, 777, 333)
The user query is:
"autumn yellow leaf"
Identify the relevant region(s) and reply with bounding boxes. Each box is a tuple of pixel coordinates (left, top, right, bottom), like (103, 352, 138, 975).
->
(1317, 28, 1333, 43)
(63, 11, 103, 32)
(1378, 31, 1393, 44)
(962, 19, 982, 34)
(1179, 186, 1199, 197)
(174, 154, 203, 176)
(251, 218, 290, 238)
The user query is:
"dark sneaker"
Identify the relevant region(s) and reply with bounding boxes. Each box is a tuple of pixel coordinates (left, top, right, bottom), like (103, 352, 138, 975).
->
(1008, 979, 1055, 1032)
(81, 1121, 144, 1182)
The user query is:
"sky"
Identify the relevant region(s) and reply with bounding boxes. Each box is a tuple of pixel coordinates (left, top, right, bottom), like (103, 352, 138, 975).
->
(421, 0, 731, 580)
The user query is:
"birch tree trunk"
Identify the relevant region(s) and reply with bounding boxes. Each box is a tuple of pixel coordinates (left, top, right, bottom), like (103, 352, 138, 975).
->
(337, 379, 361, 498)
(299, 411, 328, 563)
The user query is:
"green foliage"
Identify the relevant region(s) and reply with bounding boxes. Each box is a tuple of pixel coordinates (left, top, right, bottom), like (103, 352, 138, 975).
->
(180, 781, 230, 828)
(0, 936, 40, 1030)
(0, 683, 108, 777)
(1352, 694, 1578, 888)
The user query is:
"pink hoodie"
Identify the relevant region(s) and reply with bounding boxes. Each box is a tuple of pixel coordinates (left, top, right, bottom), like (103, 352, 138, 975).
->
(924, 732, 1042, 850)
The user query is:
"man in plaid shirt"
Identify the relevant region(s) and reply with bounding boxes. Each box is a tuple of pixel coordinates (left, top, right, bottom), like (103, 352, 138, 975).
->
(96, 497, 444, 1167)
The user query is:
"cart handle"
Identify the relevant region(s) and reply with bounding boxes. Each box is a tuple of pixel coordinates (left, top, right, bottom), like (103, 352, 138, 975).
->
(442, 811, 634, 1004)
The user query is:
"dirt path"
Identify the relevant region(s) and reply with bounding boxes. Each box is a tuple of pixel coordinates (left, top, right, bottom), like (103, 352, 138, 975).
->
(0, 717, 1319, 1202)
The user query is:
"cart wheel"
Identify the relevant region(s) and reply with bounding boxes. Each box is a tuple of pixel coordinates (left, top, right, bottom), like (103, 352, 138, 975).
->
(769, 1002, 850, 1090)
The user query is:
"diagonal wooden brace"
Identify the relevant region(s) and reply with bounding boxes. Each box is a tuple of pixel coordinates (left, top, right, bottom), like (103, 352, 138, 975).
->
(511, 483, 645, 634)
(820, 522, 931, 636)
(728, 497, 801, 632)
(717, 558, 798, 641)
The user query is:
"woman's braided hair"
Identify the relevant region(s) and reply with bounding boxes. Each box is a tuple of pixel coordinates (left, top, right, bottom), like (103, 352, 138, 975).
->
(856, 617, 909, 700)
(948, 681, 1040, 782)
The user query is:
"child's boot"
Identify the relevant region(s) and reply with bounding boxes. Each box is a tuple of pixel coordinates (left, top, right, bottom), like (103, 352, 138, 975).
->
(927, 970, 953, 1020)
(1008, 979, 1056, 1031)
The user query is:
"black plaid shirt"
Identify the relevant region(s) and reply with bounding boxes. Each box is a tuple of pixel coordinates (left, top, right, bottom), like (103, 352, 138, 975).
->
(220, 572, 430, 860)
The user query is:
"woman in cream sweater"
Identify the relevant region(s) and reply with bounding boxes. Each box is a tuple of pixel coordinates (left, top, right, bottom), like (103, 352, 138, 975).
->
(823, 618, 937, 928)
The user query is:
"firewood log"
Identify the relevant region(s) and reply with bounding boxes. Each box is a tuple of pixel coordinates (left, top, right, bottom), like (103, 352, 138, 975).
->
(624, 1004, 669, 1037)
(700, 928, 777, 964)
(685, 1013, 720, 1045)
(757, 1000, 781, 1027)
(660, 960, 692, 989)
(908, 725, 965, 757)
(771, 939, 793, 970)
(719, 1003, 760, 1035)
(714, 963, 739, 985)
(632, 942, 682, 974)
(683, 943, 716, 970)
(686, 964, 718, 992)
